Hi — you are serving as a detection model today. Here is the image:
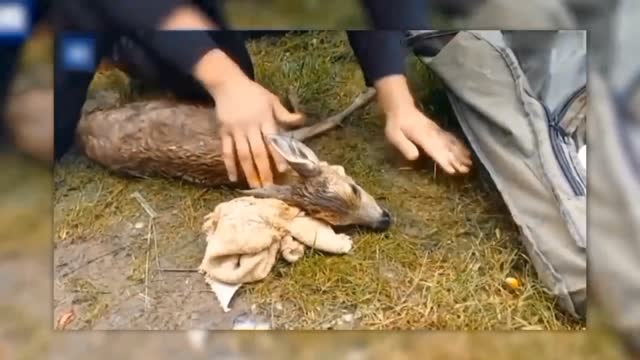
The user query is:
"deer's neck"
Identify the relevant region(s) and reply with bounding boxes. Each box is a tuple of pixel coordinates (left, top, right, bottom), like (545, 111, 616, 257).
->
(273, 168, 303, 186)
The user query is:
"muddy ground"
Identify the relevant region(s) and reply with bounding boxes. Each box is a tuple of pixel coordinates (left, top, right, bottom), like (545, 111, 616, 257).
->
(48, 32, 587, 331)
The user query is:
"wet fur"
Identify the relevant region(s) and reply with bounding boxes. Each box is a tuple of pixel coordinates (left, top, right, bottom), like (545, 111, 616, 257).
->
(76, 93, 388, 229)
(256, 168, 363, 225)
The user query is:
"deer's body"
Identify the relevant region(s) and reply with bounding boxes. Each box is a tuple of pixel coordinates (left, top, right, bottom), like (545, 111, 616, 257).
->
(78, 99, 236, 186)
(75, 89, 391, 230)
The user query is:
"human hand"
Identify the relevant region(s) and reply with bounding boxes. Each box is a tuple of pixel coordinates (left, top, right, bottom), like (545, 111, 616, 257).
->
(385, 106, 472, 174)
(194, 49, 304, 188)
(214, 78, 304, 188)
(374, 75, 471, 175)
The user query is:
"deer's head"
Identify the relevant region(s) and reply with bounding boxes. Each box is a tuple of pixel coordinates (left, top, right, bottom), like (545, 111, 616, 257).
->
(242, 134, 392, 231)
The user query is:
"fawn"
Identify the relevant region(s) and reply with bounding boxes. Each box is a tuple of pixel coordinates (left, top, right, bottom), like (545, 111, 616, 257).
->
(76, 88, 392, 230)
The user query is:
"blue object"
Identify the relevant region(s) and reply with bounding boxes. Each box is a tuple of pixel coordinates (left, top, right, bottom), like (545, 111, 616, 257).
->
(60, 34, 97, 72)
(0, 0, 32, 44)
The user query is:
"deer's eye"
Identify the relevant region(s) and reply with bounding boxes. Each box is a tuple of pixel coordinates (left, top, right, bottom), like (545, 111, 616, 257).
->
(349, 184, 360, 198)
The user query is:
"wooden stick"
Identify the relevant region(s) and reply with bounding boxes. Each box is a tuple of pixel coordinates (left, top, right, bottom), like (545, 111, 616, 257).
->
(286, 87, 377, 141)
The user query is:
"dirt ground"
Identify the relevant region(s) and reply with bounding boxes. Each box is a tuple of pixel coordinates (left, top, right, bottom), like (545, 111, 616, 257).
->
(48, 31, 587, 331)
(0, 152, 624, 359)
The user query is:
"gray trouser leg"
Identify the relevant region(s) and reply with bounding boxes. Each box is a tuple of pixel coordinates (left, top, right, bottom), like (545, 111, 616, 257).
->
(564, 0, 620, 79)
(501, 31, 558, 101)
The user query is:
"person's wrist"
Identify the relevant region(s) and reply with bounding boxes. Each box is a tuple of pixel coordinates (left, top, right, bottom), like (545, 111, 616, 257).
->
(193, 48, 250, 96)
(159, 4, 217, 30)
(374, 74, 416, 116)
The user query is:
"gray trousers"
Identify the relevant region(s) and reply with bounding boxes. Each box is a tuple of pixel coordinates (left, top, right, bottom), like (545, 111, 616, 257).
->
(443, 0, 640, 352)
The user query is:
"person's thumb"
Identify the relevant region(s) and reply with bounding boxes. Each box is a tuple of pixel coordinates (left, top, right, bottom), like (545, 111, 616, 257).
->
(271, 96, 305, 127)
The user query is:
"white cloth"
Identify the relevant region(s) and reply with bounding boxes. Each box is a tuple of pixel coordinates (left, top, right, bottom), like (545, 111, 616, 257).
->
(198, 196, 353, 312)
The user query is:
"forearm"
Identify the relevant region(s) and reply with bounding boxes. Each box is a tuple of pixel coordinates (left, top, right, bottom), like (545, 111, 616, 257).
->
(193, 48, 250, 94)
(347, 31, 417, 115)
(92, 0, 238, 86)
(352, 0, 430, 114)
(346, 30, 407, 86)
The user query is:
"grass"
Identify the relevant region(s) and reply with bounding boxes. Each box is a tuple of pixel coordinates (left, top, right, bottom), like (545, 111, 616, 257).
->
(227, 0, 366, 28)
(225, 0, 453, 29)
(49, 31, 584, 331)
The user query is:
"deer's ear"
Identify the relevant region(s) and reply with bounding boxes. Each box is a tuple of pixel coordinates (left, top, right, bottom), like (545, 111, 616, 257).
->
(240, 185, 295, 201)
(267, 134, 321, 177)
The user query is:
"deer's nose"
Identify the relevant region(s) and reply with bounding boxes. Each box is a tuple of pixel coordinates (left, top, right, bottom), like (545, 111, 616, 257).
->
(374, 209, 392, 231)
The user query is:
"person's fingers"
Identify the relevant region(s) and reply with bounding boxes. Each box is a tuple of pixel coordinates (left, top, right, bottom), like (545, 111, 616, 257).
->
(408, 128, 457, 174)
(446, 135, 473, 168)
(452, 143, 473, 167)
(411, 135, 456, 174)
(451, 155, 471, 173)
(437, 156, 457, 174)
(272, 96, 305, 127)
(221, 133, 238, 182)
(261, 121, 288, 173)
(459, 154, 473, 167)
(460, 143, 472, 158)
(385, 125, 420, 161)
(247, 126, 273, 187)
(447, 135, 472, 158)
(451, 154, 472, 173)
(233, 130, 261, 188)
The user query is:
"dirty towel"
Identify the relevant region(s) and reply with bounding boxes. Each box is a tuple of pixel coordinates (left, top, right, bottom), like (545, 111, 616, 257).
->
(198, 196, 353, 312)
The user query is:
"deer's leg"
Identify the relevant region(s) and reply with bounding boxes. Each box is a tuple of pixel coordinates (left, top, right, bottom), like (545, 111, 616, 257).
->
(287, 86, 304, 114)
(286, 87, 376, 141)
